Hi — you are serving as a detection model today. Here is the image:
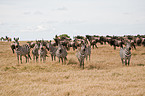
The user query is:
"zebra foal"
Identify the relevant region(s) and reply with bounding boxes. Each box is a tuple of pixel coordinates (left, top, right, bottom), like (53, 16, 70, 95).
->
(120, 42, 131, 66)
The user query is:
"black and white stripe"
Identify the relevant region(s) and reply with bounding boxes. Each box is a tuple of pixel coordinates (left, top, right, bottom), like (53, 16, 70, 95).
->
(76, 42, 86, 69)
(47, 40, 57, 61)
(56, 42, 67, 64)
(15, 43, 31, 64)
(39, 43, 47, 62)
(120, 42, 131, 66)
(32, 43, 40, 62)
(85, 39, 91, 61)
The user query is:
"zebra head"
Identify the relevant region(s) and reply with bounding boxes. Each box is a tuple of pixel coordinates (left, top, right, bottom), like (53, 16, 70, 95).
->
(80, 43, 86, 55)
(34, 43, 40, 49)
(14, 37, 19, 43)
(126, 42, 131, 50)
(57, 44, 63, 54)
(15, 43, 20, 51)
(10, 43, 16, 53)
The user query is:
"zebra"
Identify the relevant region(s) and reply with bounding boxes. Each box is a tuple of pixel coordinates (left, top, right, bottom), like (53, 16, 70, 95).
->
(14, 37, 19, 43)
(120, 42, 131, 66)
(47, 40, 57, 61)
(85, 45, 91, 61)
(39, 43, 48, 62)
(85, 39, 91, 61)
(76, 41, 86, 69)
(15, 42, 31, 64)
(55, 41, 67, 64)
(32, 43, 40, 62)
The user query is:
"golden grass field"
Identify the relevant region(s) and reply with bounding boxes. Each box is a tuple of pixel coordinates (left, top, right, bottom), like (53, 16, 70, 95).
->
(0, 41, 145, 96)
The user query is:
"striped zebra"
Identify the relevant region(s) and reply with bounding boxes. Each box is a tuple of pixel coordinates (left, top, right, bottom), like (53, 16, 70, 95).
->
(14, 37, 19, 43)
(15, 42, 31, 64)
(56, 42, 67, 64)
(39, 43, 48, 62)
(76, 42, 86, 69)
(85, 45, 91, 61)
(120, 42, 131, 66)
(32, 43, 40, 62)
(85, 39, 91, 61)
(47, 40, 57, 61)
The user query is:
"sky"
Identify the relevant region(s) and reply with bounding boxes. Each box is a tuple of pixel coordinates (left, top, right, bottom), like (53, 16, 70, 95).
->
(0, 0, 145, 41)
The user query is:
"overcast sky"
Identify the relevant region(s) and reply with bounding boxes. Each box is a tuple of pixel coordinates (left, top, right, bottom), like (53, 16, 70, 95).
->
(0, 0, 145, 40)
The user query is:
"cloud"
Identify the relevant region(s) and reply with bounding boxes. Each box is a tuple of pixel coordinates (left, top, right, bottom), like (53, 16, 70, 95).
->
(57, 7, 67, 11)
(52, 6, 68, 11)
(34, 11, 43, 15)
(63, 20, 86, 24)
(20, 24, 56, 33)
(24, 11, 31, 15)
(0, 21, 5, 25)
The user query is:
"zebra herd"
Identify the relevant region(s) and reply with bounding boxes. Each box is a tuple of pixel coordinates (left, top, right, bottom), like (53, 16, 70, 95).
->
(0, 36, 11, 42)
(9, 35, 145, 69)
(10, 37, 92, 69)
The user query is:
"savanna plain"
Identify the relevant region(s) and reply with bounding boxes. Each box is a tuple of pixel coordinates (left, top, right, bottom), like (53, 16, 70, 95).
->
(0, 41, 145, 96)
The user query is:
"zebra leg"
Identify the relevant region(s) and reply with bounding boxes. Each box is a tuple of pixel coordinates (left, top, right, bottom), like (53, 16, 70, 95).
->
(95, 45, 98, 48)
(80, 60, 82, 68)
(114, 46, 116, 50)
(82, 60, 84, 69)
(17, 54, 19, 64)
(33, 55, 35, 61)
(89, 54, 90, 60)
(121, 58, 124, 65)
(64, 57, 67, 64)
(134, 45, 136, 50)
(61, 57, 63, 64)
(25, 55, 27, 63)
(80, 61, 82, 68)
(92, 45, 94, 49)
(86, 55, 88, 61)
(125, 58, 127, 66)
(128, 58, 130, 66)
(43, 57, 46, 63)
(40, 56, 42, 62)
(20, 55, 22, 64)
(59, 57, 60, 63)
(54, 56, 56, 61)
(44, 56, 46, 62)
(28, 53, 31, 60)
(36, 56, 38, 62)
(51, 54, 53, 61)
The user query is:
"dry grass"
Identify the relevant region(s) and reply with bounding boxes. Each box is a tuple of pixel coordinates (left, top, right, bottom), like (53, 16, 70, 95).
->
(0, 41, 145, 96)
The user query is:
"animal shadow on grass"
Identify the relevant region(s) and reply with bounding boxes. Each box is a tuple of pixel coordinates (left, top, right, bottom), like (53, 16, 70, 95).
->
(137, 64, 144, 66)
